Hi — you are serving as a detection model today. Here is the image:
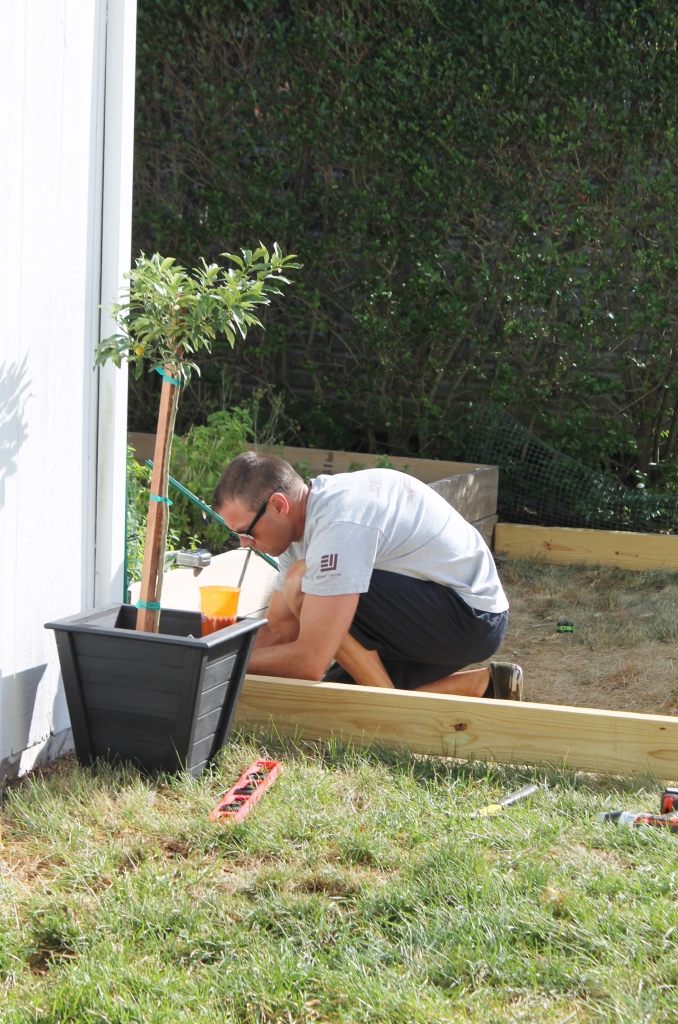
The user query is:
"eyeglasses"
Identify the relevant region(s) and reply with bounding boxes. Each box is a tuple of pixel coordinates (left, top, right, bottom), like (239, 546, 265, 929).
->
(237, 494, 274, 540)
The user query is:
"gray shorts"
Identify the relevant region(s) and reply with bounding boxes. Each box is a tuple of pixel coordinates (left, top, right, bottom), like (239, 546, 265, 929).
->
(323, 569, 508, 690)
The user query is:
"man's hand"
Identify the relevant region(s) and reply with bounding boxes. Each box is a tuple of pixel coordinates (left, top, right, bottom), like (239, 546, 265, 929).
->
(247, 591, 360, 680)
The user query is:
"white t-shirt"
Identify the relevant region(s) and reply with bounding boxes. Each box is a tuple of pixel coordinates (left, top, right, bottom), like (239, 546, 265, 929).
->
(275, 469, 508, 613)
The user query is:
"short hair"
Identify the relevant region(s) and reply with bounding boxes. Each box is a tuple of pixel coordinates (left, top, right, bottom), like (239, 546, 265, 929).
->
(213, 451, 304, 513)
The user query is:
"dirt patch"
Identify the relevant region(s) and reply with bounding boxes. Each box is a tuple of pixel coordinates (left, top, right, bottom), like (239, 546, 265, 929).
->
(491, 560, 678, 714)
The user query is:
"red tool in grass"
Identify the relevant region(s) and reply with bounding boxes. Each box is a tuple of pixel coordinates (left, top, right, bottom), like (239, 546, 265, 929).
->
(661, 788, 678, 814)
(209, 759, 282, 823)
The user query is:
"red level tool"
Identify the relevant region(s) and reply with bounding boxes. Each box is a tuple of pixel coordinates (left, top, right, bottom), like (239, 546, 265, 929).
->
(661, 788, 678, 814)
(209, 759, 282, 823)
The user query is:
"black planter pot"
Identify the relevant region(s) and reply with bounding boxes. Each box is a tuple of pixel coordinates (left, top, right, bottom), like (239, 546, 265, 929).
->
(45, 605, 265, 776)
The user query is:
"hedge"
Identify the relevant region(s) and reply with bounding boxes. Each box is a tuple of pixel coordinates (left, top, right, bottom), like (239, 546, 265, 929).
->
(132, 0, 678, 489)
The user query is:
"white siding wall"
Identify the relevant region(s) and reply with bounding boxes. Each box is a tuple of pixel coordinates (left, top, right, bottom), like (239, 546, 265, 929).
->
(0, 0, 136, 779)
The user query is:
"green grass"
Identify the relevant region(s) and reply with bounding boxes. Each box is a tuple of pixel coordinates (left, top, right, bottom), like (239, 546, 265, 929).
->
(1, 738, 677, 1023)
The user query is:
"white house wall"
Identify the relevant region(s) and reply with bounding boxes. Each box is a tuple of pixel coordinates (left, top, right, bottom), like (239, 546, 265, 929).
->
(0, 0, 136, 780)
(96, 0, 137, 608)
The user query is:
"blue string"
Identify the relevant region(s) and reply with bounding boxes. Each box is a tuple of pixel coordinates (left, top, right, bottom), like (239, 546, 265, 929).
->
(149, 494, 173, 505)
(137, 600, 161, 611)
(155, 367, 181, 386)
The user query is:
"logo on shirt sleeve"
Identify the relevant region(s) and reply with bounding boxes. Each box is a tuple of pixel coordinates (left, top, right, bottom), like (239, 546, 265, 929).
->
(320, 553, 338, 572)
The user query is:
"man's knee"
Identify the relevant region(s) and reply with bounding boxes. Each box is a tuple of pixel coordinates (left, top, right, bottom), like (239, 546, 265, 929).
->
(283, 560, 306, 617)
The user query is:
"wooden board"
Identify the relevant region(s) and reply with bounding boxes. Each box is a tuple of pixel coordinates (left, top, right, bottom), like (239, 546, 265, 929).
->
(236, 675, 678, 778)
(128, 435, 498, 523)
(429, 467, 499, 524)
(495, 523, 678, 572)
(471, 514, 498, 548)
(128, 434, 491, 486)
(246, 443, 489, 486)
(129, 430, 489, 481)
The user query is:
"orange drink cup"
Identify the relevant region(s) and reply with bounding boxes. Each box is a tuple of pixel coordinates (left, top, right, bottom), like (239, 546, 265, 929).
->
(199, 586, 240, 636)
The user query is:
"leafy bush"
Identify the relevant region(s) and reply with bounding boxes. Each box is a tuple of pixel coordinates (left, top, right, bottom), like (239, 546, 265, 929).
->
(125, 447, 150, 587)
(169, 408, 251, 553)
(132, 0, 678, 489)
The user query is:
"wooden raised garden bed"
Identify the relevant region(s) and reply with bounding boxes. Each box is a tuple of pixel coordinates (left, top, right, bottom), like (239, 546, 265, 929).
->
(247, 445, 499, 545)
(236, 674, 678, 779)
(46, 605, 264, 776)
(128, 434, 499, 545)
(495, 523, 678, 572)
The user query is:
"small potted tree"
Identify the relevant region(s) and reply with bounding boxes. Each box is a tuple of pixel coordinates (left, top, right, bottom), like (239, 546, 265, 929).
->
(47, 246, 298, 775)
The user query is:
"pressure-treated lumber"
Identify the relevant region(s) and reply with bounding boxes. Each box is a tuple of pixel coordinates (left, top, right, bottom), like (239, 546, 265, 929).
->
(495, 523, 678, 572)
(236, 675, 678, 778)
(428, 468, 498, 523)
(128, 432, 157, 465)
(129, 435, 492, 488)
(246, 443, 487, 485)
(247, 444, 499, 524)
(128, 434, 498, 530)
(471, 514, 498, 548)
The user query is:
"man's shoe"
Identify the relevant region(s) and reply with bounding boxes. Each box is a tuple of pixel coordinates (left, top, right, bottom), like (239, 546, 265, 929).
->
(488, 662, 523, 701)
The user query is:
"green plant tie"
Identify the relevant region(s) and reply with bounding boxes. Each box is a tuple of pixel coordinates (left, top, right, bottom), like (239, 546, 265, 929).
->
(137, 600, 161, 610)
(149, 494, 172, 505)
(155, 367, 181, 386)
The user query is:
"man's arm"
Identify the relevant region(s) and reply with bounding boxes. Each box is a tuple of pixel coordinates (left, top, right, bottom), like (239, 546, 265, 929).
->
(252, 589, 300, 650)
(247, 591, 360, 680)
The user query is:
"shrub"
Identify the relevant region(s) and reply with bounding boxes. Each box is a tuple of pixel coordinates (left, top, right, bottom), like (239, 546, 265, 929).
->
(132, 0, 678, 489)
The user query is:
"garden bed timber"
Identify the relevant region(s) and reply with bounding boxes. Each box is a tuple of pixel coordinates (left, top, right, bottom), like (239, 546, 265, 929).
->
(127, 433, 499, 545)
(495, 523, 678, 571)
(235, 674, 678, 778)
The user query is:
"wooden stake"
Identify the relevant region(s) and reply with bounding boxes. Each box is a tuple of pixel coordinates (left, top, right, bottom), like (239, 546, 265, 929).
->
(136, 370, 180, 632)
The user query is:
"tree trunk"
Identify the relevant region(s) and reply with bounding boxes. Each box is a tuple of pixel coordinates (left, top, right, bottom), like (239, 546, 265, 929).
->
(136, 369, 181, 632)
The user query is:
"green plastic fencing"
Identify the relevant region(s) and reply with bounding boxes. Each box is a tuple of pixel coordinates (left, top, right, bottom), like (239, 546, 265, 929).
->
(462, 410, 678, 535)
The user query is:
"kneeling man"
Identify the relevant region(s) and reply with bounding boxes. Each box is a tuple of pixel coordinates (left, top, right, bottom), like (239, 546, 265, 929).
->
(214, 452, 522, 699)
